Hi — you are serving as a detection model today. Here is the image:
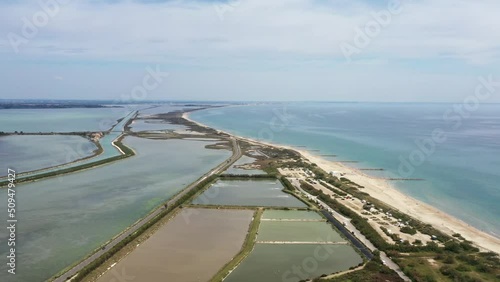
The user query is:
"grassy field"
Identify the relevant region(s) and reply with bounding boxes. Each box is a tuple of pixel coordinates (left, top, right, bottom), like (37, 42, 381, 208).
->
(392, 251, 500, 282)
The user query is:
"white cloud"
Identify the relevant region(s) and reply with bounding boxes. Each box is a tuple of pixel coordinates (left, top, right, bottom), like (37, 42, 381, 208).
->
(0, 0, 499, 101)
(0, 0, 499, 65)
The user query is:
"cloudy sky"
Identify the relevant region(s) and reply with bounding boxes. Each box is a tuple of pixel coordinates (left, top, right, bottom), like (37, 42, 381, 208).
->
(0, 0, 499, 102)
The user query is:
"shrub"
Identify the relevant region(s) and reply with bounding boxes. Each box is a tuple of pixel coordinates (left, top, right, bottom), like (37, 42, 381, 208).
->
(456, 264, 470, 272)
(400, 226, 417, 235)
(444, 255, 455, 264)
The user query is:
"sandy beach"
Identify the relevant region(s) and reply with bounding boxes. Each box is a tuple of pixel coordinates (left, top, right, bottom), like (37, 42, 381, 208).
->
(184, 112, 500, 254)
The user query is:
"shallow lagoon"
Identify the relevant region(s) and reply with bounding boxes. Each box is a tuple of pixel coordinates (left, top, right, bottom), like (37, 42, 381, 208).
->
(0, 135, 97, 176)
(0, 108, 128, 132)
(0, 137, 231, 282)
(191, 180, 306, 208)
(224, 244, 363, 282)
(129, 119, 185, 132)
(4, 111, 137, 179)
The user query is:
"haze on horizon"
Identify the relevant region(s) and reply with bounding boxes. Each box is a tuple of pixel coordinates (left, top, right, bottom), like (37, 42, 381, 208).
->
(0, 0, 499, 102)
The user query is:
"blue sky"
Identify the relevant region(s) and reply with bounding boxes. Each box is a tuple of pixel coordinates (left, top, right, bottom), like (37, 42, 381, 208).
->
(0, 0, 499, 102)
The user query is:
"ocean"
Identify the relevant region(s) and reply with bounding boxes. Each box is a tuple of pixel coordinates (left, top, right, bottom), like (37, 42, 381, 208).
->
(190, 102, 500, 237)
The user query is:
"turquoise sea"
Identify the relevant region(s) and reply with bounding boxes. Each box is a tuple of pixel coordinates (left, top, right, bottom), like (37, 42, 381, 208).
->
(190, 103, 500, 237)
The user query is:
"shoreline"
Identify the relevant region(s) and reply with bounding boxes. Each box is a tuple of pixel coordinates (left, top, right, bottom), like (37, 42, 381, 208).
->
(183, 112, 500, 254)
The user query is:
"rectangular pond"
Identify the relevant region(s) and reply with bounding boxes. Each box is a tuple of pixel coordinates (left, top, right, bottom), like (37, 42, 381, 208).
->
(257, 221, 346, 242)
(224, 244, 364, 282)
(262, 210, 323, 221)
(97, 208, 253, 282)
(191, 180, 307, 208)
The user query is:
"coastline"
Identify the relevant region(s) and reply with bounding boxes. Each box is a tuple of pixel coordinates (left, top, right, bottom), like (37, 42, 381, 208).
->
(183, 112, 500, 254)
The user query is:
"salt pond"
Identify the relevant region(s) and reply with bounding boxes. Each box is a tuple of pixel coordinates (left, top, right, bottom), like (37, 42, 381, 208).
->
(97, 208, 253, 282)
(224, 244, 363, 282)
(0, 108, 128, 132)
(225, 210, 362, 282)
(0, 137, 231, 282)
(262, 210, 323, 220)
(191, 180, 306, 208)
(0, 135, 97, 176)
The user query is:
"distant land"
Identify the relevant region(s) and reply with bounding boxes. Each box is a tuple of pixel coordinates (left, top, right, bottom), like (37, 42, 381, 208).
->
(0, 99, 243, 110)
(0, 103, 123, 109)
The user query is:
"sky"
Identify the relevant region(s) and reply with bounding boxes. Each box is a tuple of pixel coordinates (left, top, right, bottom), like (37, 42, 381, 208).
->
(0, 0, 499, 102)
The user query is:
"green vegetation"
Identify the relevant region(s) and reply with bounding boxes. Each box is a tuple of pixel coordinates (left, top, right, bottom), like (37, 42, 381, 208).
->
(391, 250, 500, 282)
(321, 260, 403, 282)
(400, 226, 417, 235)
(280, 176, 296, 192)
(290, 165, 499, 282)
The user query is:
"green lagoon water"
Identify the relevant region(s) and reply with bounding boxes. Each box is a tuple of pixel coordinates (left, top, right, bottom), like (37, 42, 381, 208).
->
(262, 210, 323, 220)
(257, 221, 345, 242)
(0, 135, 97, 176)
(192, 180, 306, 208)
(224, 244, 363, 282)
(0, 137, 231, 282)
